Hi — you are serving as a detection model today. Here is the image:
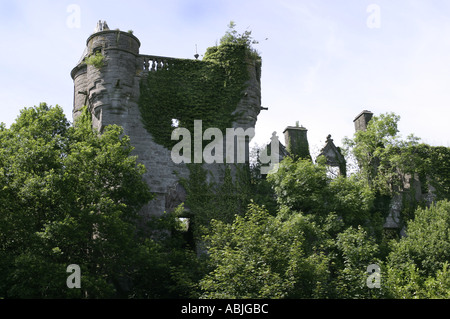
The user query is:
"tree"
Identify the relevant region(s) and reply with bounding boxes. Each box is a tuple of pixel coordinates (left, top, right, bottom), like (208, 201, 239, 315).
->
(384, 200, 450, 298)
(198, 111, 449, 299)
(0, 104, 153, 298)
(220, 21, 259, 48)
(267, 157, 329, 214)
(267, 156, 377, 228)
(333, 226, 382, 299)
(342, 111, 447, 231)
(343, 112, 421, 193)
(199, 202, 330, 298)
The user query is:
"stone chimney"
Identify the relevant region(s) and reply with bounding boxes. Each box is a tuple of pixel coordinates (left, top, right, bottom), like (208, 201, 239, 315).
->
(283, 124, 311, 160)
(353, 110, 373, 132)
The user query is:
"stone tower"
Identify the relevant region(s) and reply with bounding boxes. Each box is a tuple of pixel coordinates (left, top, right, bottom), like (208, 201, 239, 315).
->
(71, 22, 262, 219)
(71, 24, 142, 131)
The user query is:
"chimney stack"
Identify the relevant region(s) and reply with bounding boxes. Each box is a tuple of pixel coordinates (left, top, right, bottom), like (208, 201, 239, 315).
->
(283, 124, 311, 160)
(353, 110, 373, 132)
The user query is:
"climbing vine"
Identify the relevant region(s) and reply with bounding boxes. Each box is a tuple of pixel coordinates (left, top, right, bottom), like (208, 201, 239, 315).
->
(406, 144, 450, 200)
(138, 24, 261, 150)
(178, 163, 253, 240)
(138, 24, 261, 239)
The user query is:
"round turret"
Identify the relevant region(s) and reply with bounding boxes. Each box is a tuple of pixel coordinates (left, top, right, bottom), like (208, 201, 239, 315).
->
(85, 28, 141, 56)
(71, 22, 141, 130)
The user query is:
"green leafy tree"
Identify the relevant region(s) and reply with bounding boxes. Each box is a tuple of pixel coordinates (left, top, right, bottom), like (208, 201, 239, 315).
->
(385, 200, 450, 298)
(198, 111, 449, 299)
(343, 113, 420, 191)
(342, 111, 449, 228)
(267, 156, 377, 228)
(328, 174, 375, 227)
(267, 157, 329, 214)
(219, 21, 259, 55)
(333, 226, 382, 298)
(0, 104, 154, 298)
(200, 202, 330, 298)
(130, 203, 208, 299)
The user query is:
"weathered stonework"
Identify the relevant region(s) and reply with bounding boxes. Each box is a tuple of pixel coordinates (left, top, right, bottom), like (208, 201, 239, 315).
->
(283, 125, 311, 160)
(352, 110, 437, 232)
(317, 135, 346, 176)
(71, 23, 261, 219)
(353, 110, 373, 132)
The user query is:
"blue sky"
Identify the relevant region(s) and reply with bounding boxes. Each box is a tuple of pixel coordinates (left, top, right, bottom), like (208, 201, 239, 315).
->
(1, 0, 450, 155)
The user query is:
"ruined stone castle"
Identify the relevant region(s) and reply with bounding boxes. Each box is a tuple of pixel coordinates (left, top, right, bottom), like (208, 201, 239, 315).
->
(71, 21, 262, 219)
(71, 22, 436, 233)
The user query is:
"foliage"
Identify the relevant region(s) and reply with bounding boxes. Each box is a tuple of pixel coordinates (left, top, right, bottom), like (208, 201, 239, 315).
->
(344, 112, 450, 228)
(179, 164, 252, 240)
(200, 202, 330, 298)
(260, 156, 386, 298)
(219, 21, 260, 59)
(342, 112, 448, 199)
(199, 198, 386, 299)
(138, 23, 260, 151)
(247, 160, 278, 214)
(0, 104, 448, 299)
(0, 104, 155, 298)
(84, 52, 105, 69)
(344, 113, 406, 191)
(267, 157, 329, 214)
(267, 156, 378, 228)
(128, 210, 207, 299)
(328, 174, 375, 227)
(403, 144, 450, 201)
(333, 226, 382, 298)
(384, 200, 450, 298)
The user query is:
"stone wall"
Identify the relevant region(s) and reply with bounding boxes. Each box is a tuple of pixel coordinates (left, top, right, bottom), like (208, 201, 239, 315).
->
(71, 26, 261, 219)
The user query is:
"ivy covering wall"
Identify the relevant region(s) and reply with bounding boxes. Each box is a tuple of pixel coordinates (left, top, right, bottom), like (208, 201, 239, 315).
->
(407, 144, 450, 200)
(138, 24, 262, 241)
(138, 42, 260, 150)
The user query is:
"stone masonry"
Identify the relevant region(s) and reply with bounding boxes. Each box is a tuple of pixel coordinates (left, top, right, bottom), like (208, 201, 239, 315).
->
(71, 22, 262, 219)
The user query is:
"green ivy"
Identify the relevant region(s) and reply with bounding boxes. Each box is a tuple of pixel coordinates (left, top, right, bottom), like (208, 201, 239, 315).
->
(178, 164, 252, 240)
(138, 24, 262, 240)
(138, 42, 260, 150)
(407, 144, 450, 200)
